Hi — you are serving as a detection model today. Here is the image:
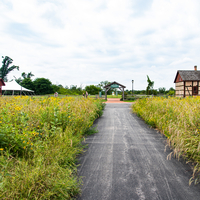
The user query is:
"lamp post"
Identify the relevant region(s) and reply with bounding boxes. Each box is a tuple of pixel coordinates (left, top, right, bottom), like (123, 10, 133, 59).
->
(132, 80, 134, 96)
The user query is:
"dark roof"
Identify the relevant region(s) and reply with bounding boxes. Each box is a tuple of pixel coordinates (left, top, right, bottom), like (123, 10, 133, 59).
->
(104, 81, 126, 88)
(174, 70, 200, 83)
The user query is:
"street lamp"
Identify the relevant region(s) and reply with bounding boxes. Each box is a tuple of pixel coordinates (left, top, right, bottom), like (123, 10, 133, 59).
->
(132, 80, 134, 96)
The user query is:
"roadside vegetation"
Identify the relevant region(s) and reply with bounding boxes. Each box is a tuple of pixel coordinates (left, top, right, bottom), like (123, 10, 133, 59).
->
(132, 96, 200, 185)
(0, 96, 105, 199)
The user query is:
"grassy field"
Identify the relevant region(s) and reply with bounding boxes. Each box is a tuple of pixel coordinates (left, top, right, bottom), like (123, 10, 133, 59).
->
(0, 96, 105, 199)
(132, 96, 200, 185)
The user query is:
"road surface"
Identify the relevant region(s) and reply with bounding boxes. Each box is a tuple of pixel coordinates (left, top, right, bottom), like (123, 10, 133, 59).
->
(77, 103, 200, 200)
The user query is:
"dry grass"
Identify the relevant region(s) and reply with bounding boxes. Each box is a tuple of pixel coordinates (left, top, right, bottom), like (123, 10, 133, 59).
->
(132, 96, 200, 185)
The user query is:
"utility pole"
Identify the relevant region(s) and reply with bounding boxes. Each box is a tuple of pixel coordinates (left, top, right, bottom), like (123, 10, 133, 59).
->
(132, 80, 134, 96)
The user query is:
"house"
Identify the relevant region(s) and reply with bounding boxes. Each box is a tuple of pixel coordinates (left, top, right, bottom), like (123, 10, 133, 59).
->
(0, 78, 5, 96)
(174, 66, 200, 97)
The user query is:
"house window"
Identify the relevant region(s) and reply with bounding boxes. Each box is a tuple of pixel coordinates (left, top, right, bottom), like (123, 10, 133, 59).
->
(193, 86, 198, 95)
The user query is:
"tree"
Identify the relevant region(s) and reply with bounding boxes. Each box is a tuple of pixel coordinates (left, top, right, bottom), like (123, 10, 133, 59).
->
(146, 75, 154, 95)
(33, 78, 53, 95)
(20, 78, 34, 91)
(15, 72, 35, 90)
(98, 81, 110, 90)
(166, 87, 175, 96)
(158, 87, 166, 94)
(21, 72, 34, 79)
(85, 85, 101, 95)
(98, 81, 114, 95)
(52, 84, 61, 93)
(0, 56, 19, 81)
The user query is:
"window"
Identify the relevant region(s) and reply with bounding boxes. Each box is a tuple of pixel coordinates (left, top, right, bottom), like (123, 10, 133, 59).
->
(193, 86, 198, 95)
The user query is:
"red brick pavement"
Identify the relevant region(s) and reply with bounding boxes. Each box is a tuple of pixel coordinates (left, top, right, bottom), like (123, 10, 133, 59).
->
(106, 98, 129, 103)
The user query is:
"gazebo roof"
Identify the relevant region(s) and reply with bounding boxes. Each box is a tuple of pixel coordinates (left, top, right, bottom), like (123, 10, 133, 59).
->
(104, 81, 126, 88)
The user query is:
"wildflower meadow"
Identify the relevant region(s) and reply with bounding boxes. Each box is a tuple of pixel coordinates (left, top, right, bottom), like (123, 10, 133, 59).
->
(132, 96, 200, 185)
(0, 96, 105, 199)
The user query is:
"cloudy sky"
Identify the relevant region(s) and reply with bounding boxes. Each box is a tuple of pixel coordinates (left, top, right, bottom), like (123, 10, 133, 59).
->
(0, 0, 200, 90)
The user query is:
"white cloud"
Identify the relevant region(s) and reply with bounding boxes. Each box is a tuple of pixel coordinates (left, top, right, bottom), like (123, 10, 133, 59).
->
(1, 0, 200, 90)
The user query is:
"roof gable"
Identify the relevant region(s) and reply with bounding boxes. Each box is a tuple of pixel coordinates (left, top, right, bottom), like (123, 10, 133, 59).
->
(174, 70, 200, 83)
(104, 81, 126, 88)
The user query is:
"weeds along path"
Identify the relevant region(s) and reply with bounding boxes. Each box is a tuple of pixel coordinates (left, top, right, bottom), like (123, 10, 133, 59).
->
(77, 103, 200, 200)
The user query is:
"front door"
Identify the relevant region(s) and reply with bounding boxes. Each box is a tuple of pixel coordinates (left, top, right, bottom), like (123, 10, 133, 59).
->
(193, 86, 198, 95)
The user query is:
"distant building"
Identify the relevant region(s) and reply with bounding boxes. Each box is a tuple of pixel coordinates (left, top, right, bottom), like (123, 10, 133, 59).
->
(174, 66, 200, 97)
(0, 78, 5, 96)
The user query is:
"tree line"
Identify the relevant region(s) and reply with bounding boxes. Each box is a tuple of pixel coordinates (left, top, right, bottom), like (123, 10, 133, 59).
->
(0, 56, 175, 96)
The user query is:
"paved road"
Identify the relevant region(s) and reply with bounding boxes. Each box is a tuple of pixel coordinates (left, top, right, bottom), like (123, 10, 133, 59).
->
(77, 103, 200, 200)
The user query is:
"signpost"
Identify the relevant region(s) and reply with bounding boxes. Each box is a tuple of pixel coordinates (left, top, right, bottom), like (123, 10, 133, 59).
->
(111, 84, 119, 88)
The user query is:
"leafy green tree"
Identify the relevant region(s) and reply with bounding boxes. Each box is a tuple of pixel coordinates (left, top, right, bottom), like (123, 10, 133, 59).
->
(52, 84, 60, 93)
(146, 75, 154, 95)
(20, 78, 34, 91)
(15, 72, 35, 90)
(70, 85, 77, 90)
(169, 87, 175, 91)
(98, 80, 114, 95)
(158, 87, 166, 94)
(0, 56, 19, 81)
(166, 87, 175, 96)
(98, 81, 110, 90)
(167, 90, 175, 96)
(21, 72, 34, 79)
(14, 76, 22, 84)
(85, 85, 101, 95)
(33, 78, 53, 95)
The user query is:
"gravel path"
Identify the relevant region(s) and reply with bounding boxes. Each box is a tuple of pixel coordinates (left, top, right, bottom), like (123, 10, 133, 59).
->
(77, 103, 200, 200)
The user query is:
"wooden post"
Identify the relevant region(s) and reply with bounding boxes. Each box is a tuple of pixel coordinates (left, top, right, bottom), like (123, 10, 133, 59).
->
(184, 81, 185, 97)
(123, 88, 124, 101)
(105, 89, 107, 100)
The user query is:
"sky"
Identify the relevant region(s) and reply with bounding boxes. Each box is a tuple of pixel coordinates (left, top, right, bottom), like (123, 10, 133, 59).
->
(1, 0, 200, 90)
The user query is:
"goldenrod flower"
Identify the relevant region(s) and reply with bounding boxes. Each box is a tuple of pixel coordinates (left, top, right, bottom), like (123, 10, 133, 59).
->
(0, 148, 3, 151)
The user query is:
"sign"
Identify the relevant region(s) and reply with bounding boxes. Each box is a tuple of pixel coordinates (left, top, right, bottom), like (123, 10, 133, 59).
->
(111, 84, 119, 88)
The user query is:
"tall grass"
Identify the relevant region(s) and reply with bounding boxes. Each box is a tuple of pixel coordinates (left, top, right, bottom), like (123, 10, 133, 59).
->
(0, 96, 105, 199)
(132, 96, 200, 185)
